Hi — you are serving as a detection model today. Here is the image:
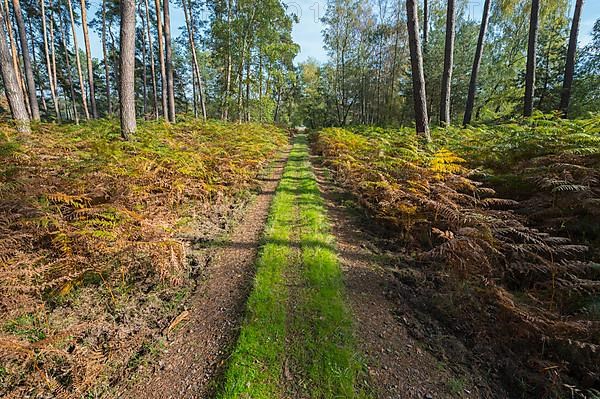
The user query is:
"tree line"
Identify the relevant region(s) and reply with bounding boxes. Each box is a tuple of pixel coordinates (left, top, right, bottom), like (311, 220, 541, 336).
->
(296, 0, 596, 140)
(0, 0, 298, 137)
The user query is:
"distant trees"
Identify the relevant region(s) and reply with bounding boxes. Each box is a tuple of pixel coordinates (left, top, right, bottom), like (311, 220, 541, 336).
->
(0, 0, 298, 134)
(0, 0, 596, 135)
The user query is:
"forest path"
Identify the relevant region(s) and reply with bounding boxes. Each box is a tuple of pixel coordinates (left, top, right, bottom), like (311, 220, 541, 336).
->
(113, 145, 290, 399)
(116, 134, 485, 399)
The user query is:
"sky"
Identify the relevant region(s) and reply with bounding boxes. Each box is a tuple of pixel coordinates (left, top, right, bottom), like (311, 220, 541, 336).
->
(79, 0, 599, 65)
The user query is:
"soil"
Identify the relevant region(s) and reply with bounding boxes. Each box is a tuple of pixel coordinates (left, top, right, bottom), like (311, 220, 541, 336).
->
(111, 150, 290, 399)
(310, 155, 509, 399)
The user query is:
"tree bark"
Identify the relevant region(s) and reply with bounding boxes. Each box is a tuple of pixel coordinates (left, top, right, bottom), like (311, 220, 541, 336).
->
(163, 0, 175, 121)
(80, 0, 97, 118)
(41, 0, 61, 121)
(524, 0, 540, 117)
(559, 0, 583, 117)
(119, 0, 136, 139)
(0, 3, 30, 132)
(144, 0, 158, 119)
(11, 0, 39, 120)
(66, 0, 90, 119)
(101, 0, 111, 114)
(463, 0, 491, 126)
(406, 0, 430, 141)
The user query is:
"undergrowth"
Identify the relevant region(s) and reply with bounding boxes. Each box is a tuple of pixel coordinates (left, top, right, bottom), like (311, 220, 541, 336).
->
(313, 114, 600, 398)
(0, 117, 287, 398)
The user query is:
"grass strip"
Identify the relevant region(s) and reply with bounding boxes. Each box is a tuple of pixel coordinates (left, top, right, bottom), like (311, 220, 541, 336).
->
(219, 144, 299, 398)
(221, 135, 369, 398)
(291, 134, 370, 398)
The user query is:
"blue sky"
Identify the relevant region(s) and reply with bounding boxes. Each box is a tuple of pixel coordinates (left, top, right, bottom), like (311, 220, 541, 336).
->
(80, 0, 598, 65)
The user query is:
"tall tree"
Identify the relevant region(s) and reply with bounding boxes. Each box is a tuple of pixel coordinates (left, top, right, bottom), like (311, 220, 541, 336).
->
(163, 0, 175, 121)
(0, 1, 30, 132)
(11, 0, 40, 120)
(66, 0, 90, 119)
(41, 0, 61, 121)
(49, 0, 59, 118)
(119, 0, 136, 138)
(144, 0, 158, 119)
(406, 0, 430, 141)
(439, 0, 455, 125)
(154, 0, 168, 119)
(80, 0, 97, 118)
(463, 0, 491, 126)
(559, 0, 583, 117)
(222, 0, 232, 120)
(523, 0, 540, 117)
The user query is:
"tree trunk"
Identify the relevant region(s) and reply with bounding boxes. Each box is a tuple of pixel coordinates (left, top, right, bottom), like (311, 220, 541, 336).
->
(41, 0, 60, 121)
(101, 0, 111, 114)
(144, 0, 158, 119)
(119, 0, 136, 139)
(163, 0, 175, 121)
(153, 0, 167, 119)
(0, 3, 30, 132)
(559, 0, 583, 117)
(59, 11, 79, 123)
(139, 7, 148, 117)
(66, 0, 90, 120)
(245, 48, 251, 121)
(80, 0, 97, 118)
(463, 0, 491, 126)
(439, 0, 455, 126)
(10, 0, 39, 120)
(222, 0, 232, 120)
(406, 0, 430, 141)
(48, 0, 60, 119)
(28, 16, 47, 114)
(4, 0, 24, 113)
(524, 0, 540, 117)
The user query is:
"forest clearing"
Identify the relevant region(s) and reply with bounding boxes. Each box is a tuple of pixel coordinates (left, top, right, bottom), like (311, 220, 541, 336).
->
(1, 0, 600, 397)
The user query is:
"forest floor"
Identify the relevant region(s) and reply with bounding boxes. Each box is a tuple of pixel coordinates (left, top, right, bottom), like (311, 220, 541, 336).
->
(112, 134, 506, 398)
